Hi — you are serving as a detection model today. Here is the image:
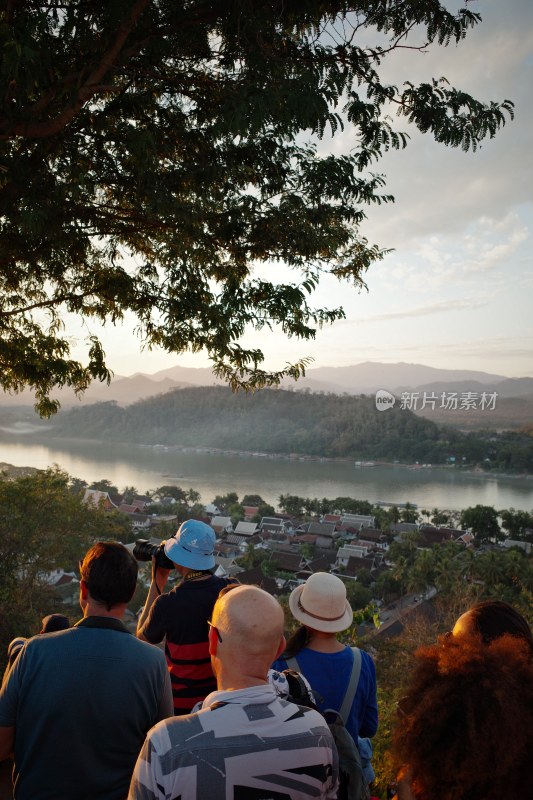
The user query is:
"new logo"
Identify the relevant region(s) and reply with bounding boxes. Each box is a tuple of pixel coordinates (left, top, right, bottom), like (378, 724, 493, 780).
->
(375, 389, 396, 411)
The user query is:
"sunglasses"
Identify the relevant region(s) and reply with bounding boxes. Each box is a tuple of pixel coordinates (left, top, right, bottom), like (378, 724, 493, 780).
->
(207, 620, 223, 643)
(208, 583, 242, 643)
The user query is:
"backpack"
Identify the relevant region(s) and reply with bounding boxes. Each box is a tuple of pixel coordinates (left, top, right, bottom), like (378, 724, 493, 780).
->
(285, 648, 371, 800)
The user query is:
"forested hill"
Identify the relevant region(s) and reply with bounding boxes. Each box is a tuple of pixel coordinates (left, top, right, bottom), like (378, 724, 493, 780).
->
(47, 386, 472, 464)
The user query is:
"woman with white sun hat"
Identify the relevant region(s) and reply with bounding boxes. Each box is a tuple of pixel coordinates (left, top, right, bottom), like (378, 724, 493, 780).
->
(272, 572, 378, 743)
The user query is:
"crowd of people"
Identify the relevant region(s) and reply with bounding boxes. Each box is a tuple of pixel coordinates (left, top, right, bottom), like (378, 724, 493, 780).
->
(0, 519, 531, 800)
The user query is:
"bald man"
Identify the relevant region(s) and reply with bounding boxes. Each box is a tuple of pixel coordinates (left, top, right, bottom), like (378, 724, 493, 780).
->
(128, 585, 339, 800)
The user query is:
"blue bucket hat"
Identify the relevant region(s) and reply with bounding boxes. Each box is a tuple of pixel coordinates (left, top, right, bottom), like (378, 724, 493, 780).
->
(164, 520, 216, 570)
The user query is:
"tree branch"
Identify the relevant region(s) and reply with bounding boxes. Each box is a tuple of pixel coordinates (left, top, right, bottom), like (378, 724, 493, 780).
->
(0, 290, 103, 318)
(0, 0, 151, 140)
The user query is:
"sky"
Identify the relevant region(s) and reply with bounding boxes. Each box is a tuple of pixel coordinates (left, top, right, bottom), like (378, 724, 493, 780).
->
(71, 0, 533, 380)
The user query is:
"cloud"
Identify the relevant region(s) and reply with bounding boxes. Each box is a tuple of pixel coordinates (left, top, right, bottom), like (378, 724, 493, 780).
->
(344, 0, 533, 248)
(342, 297, 488, 324)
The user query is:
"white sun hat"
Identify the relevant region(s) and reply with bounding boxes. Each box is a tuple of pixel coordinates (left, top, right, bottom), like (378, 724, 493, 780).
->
(289, 572, 353, 633)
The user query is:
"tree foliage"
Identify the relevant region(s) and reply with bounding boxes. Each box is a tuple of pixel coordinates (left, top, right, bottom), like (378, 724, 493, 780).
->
(153, 484, 187, 502)
(0, 1, 513, 414)
(500, 508, 533, 540)
(460, 504, 501, 544)
(0, 467, 131, 669)
(47, 386, 533, 471)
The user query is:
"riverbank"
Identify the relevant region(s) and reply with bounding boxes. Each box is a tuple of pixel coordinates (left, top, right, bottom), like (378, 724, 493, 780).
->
(1, 435, 532, 512)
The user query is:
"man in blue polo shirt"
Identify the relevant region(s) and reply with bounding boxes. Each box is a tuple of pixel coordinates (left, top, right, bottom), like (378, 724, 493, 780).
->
(0, 542, 173, 800)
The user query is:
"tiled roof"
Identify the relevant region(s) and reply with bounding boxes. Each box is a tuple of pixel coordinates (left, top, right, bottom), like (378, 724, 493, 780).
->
(269, 551, 305, 571)
(322, 514, 341, 523)
(234, 521, 258, 536)
(307, 522, 337, 536)
(211, 516, 232, 529)
(225, 534, 249, 546)
(235, 568, 279, 594)
(344, 555, 376, 576)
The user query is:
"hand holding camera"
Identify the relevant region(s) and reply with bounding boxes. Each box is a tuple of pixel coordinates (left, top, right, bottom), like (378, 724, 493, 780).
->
(133, 539, 174, 593)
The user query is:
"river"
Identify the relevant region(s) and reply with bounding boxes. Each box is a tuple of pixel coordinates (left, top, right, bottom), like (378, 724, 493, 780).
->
(0, 434, 532, 511)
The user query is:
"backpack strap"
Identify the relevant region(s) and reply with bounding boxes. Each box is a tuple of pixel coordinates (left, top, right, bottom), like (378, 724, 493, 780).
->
(286, 649, 360, 724)
(339, 647, 362, 725)
(285, 655, 300, 672)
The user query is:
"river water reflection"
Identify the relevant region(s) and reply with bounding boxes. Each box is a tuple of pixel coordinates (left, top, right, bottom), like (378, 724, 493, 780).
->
(0, 435, 532, 511)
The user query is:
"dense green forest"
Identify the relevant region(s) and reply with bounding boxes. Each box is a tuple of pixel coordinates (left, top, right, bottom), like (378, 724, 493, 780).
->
(43, 387, 533, 471)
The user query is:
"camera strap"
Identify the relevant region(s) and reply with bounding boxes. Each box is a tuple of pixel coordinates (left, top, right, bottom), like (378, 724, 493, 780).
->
(152, 559, 162, 595)
(182, 570, 211, 582)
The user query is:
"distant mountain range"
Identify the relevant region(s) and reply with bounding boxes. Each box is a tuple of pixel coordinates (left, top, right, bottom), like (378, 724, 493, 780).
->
(2, 361, 532, 429)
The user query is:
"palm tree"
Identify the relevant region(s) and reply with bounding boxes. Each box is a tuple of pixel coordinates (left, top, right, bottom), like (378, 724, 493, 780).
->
(431, 508, 450, 526)
(400, 502, 419, 524)
(392, 555, 410, 605)
(473, 551, 505, 588)
(455, 547, 476, 584)
(501, 549, 532, 591)
(402, 530, 422, 562)
(433, 551, 463, 596)
(186, 488, 201, 507)
(408, 550, 436, 597)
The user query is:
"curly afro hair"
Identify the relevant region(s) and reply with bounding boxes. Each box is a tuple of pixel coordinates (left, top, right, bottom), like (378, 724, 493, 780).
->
(393, 631, 533, 800)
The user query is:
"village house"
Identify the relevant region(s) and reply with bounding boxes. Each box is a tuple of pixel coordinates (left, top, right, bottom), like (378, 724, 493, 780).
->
(321, 513, 341, 525)
(418, 526, 463, 548)
(259, 530, 292, 550)
(502, 538, 532, 555)
(291, 533, 319, 549)
(82, 488, 117, 511)
(340, 513, 376, 530)
(243, 505, 259, 521)
(312, 549, 338, 570)
(259, 516, 289, 535)
(128, 513, 152, 532)
(41, 569, 79, 604)
(213, 556, 242, 579)
(234, 520, 259, 537)
(355, 528, 389, 549)
(342, 555, 378, 579)
(336, 543, 375, 566)
(356, 538, 386, 554)
(159, 496, 178, 506)
(234, 567, 280, 595)
(221, 533, 252, 554)
(301, 521, 340, 549)
(213, 540, 240, 558)
(390, 522, 421, 537)
(210, 515, 233, 535)
(118, 502, 145, 515)
(332, 524, 360, 542)
(455, 530, 475, 547)
(268, 550, 310, 574)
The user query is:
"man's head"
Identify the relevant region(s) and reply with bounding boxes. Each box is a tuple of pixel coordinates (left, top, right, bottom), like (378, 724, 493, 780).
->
(40, 614, 70, 634)
(208, 585, 285, 688)
(79, 542, 138, 612)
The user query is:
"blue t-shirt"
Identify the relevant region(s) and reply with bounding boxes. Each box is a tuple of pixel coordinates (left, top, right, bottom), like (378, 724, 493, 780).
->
(0, 617, 173, 800)
(272, 645, 378, 740)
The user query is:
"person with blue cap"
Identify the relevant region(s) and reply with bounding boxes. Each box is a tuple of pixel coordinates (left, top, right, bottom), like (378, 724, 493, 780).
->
(137, 519, 236, 715)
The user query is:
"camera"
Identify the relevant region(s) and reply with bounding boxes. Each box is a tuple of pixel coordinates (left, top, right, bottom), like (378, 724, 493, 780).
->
(133, 539, 175, 570)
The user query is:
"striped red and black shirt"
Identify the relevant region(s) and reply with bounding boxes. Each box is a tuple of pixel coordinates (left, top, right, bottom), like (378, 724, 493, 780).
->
(139, 575, 233, 715)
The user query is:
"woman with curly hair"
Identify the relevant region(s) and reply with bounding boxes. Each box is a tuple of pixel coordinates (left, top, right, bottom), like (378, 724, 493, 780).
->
(451, 598, 533, 651)
(392, 601, 533, 800)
